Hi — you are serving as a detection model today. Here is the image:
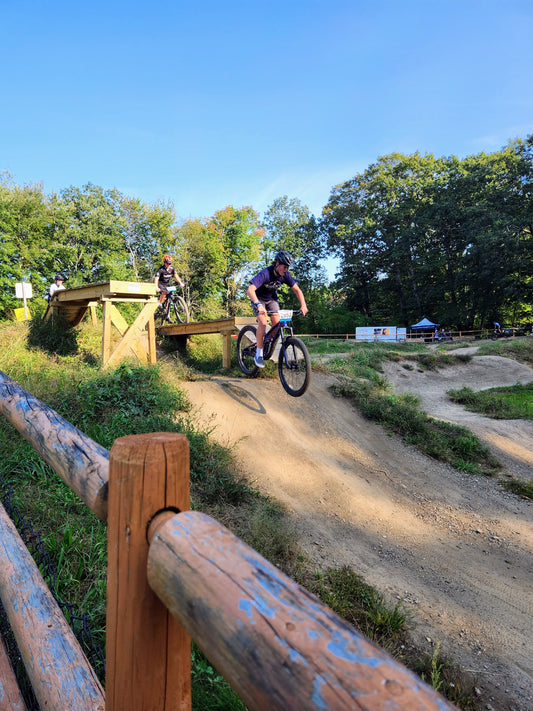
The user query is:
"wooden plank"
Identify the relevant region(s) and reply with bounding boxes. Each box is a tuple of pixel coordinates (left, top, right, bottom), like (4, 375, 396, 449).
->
(89, 302, 98, 326)
(147, 309, 157, 364)
(0, 370, 109, 521)
(104, 301, 158, 368)
(102, 301, 113, 366)
(103, 303, 148, 364)
(158, 317, 255, 337)
(0, 502, 105, 711)
(55, 280, 157, 302)
(148, 511, 455, 711)
(222, 331, 232, 369)
(0, 630, 26, 711)
(106, 433, 191, 711)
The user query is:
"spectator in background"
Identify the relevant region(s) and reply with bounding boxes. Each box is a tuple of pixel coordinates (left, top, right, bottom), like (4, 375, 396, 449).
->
(48, 274, 65, 300)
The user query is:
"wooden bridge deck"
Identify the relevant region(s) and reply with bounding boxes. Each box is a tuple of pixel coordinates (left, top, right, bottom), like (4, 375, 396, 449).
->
(158, 317, 256, 368)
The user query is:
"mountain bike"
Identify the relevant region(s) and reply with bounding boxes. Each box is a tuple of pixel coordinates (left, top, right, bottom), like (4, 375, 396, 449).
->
(156, 286, 190, 326)
(236, 310, 311, 397)
(490, 327, 513, 340)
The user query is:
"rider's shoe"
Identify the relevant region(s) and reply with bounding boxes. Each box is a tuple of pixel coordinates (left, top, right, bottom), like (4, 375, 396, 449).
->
(254, 354, 265, 368)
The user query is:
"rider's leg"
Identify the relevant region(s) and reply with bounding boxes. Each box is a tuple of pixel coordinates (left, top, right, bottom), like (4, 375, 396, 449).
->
(255, 312, 269, 349)
(256, 301, 280, 349)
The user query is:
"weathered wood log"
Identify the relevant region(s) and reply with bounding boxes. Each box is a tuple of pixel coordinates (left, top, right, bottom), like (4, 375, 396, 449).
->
(0, 630, 26, 711)
(0, 370, 109, 521)
(147, 510, 455, 711)
(0, 502, 105, 711)
(106, 433, 191, 711)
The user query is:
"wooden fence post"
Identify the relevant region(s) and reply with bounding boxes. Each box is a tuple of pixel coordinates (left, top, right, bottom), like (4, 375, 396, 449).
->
(106, 433, 191, 711)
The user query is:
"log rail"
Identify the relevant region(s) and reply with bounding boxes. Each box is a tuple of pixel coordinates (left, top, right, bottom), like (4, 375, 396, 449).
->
(0, 369, 455, 710)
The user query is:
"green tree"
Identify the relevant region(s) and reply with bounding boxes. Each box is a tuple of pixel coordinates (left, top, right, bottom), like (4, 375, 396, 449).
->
(50, 183, 130, 285)
(174, 218, 225, 318)
(0, 173, 52, 313)
(205, 206, 263, 315)
(262, 196, 326, 291)
(120, 197, 176, 282)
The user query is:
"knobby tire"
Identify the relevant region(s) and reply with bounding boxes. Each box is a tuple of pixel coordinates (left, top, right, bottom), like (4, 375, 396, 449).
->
(237, 325, 259, 376)
(278, 336, 311, 397)
(170, 295, 190, 324)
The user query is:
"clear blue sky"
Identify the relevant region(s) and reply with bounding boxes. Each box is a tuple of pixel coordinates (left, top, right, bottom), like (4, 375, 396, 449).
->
(1, 0, 532, 224)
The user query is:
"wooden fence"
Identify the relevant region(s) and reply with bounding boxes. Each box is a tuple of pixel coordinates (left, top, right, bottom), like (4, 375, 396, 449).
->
(0, 369, 456, 710)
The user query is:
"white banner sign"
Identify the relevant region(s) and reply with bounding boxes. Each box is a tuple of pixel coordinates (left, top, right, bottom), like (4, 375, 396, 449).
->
(356, 326, 406, 342)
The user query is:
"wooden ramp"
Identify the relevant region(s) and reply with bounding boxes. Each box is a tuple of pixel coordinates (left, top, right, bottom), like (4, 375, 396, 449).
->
(44, 280, 158, 367)
(158, 316, 256, 368)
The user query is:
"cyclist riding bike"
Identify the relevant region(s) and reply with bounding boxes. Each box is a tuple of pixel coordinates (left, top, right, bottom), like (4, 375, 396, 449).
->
(246, 250, 308, 368)
(154, 255, 184, 309)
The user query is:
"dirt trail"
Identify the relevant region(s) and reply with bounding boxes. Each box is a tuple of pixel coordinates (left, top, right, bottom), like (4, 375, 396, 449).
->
(181, 350, 533, 710)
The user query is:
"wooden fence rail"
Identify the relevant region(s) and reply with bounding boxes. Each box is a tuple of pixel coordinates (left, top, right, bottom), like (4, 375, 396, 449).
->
(0, 369, 455, 710)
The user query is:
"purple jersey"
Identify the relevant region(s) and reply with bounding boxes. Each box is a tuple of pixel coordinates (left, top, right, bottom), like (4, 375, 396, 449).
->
(250, 265, 296, 301)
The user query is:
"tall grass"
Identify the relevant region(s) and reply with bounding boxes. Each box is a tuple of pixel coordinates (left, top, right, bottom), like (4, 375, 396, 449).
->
(448, 383, 533, 420)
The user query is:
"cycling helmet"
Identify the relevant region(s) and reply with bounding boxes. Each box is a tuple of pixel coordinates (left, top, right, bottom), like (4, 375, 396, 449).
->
(163, 254, 173, 263)
(274, 250, 294, 267)
(54, 274, 64, 281)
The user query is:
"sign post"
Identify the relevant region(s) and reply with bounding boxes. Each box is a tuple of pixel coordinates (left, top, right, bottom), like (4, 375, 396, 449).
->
(15, 282, 33, 321)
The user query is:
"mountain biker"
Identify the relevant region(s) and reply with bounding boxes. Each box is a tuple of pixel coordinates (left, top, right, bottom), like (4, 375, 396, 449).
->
(48, 274, 65, 300)
(493, 321, 502, 334)
(247, 250, 308, 368)
(154, 255, 184, 308)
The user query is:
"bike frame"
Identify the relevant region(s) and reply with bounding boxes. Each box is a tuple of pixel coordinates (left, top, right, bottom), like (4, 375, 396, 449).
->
(262, 310, 296, 361)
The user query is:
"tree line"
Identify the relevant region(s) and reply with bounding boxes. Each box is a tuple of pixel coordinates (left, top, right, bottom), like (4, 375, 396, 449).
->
(1, 134, 531, 331)
(323, 136, 533, 329)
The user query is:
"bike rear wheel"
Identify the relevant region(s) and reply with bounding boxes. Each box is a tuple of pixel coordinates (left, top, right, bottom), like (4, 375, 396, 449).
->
(278, 336, 311, 397)
(237, 325, 259, 376)
(169, 295, 190, 324)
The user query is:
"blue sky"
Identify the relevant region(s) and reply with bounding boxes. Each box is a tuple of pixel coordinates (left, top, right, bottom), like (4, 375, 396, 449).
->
(1, 0, 532, 227)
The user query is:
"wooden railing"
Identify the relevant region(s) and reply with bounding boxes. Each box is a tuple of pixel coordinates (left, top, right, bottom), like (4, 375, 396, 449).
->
(0, 369, 455, 710)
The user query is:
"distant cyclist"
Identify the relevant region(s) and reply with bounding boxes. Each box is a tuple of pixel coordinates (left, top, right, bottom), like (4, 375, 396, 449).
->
(246, 250, 308, 368)
(154, 255, 184, 308)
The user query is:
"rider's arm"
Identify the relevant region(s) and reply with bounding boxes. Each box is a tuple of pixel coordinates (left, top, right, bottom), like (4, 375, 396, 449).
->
(247, 284, 265, 312)
(291, 284, 308, 316)
(154, 275, 160, 292)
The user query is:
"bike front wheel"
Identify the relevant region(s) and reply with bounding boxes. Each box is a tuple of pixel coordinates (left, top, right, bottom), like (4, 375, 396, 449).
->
(169, 295, 190, 324)
(157, 301, 169, 327)
(237, 325, 259, 376)
(278, 336, 311, 397)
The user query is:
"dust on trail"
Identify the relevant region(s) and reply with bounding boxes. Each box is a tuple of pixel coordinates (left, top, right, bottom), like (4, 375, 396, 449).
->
(181, 350, 533, 711)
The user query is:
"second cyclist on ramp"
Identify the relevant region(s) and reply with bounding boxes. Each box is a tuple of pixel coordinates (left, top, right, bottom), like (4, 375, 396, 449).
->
(246, 250, 308, 368)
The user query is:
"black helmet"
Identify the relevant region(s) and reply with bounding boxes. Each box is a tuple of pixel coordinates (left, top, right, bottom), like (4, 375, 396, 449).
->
(54, 274, 64, 281)
(274, 250, 293, 267)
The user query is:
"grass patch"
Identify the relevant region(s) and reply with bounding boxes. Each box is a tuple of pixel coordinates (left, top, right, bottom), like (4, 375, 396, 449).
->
(500, 478, 533, 500)
(448, 383, 533, 420)
(475, 337, 533, 366)
(316, 342, 499, 477)
(310, 566, 407, 650)
(333, 379, 499, 476)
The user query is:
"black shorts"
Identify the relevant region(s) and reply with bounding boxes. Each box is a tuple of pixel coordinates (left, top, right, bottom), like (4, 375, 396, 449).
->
(252, 299, 279, 316)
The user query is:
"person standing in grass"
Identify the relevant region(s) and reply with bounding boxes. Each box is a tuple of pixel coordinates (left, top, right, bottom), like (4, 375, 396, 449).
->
(246, 250, 308, 368)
